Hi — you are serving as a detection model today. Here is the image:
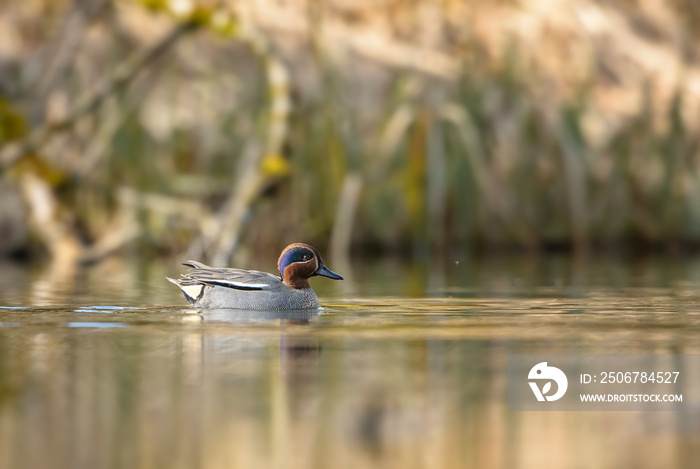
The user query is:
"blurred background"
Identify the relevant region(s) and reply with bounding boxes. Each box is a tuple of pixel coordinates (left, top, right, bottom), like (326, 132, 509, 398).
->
(3, 0, 700, 270)
(3, 3, 700, 469)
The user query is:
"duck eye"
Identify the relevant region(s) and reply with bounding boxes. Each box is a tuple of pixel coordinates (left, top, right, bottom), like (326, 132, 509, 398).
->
(302, 255, 310, 261)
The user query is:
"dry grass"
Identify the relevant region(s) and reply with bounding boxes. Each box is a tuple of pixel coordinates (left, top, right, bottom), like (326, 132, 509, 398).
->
(1, 0, 700, 263)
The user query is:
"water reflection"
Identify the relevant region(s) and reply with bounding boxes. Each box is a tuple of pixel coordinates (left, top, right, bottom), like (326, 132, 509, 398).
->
(199, 308, 320, 323)
(0, 256, 700, 468)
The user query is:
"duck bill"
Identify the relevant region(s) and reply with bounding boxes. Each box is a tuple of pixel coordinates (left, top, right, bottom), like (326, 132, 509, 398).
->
(314, 263, 343, 280)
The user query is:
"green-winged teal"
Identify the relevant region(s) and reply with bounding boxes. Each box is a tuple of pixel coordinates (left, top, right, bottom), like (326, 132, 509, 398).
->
(167, 243, 343, 310)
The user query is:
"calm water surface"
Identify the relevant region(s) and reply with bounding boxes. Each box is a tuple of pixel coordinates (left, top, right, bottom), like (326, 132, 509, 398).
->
(0, 255, 699, 469)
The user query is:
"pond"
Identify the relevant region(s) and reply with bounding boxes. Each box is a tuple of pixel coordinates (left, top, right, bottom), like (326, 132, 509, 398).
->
(0, 254, 699, 468)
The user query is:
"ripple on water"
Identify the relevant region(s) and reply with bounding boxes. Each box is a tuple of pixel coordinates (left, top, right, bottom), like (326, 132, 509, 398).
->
(73, 305, 147, 313)
(66, 322, 128, 328)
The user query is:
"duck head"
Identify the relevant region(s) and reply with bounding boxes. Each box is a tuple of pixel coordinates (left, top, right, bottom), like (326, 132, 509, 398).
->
(278, 243, 343, 289)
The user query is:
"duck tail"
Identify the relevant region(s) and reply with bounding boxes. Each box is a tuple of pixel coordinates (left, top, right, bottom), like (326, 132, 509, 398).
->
(165, 276, 181, 286)
(165, 276, 205, 305)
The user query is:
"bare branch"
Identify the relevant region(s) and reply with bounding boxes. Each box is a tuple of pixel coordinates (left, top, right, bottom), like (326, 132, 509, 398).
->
(0, 20, 196, 171)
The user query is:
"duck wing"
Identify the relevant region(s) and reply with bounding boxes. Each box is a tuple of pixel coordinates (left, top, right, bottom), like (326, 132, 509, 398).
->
(180, 261, 280, 291)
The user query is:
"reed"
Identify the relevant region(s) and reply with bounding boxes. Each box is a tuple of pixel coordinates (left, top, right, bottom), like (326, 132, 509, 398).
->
(2, 0, 700, 263)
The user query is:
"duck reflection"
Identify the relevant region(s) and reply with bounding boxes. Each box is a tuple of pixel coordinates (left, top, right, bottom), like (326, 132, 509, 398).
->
(195, 307, 322, 374)
(189, 308, 325, 466)
(196, 308, 320, 323)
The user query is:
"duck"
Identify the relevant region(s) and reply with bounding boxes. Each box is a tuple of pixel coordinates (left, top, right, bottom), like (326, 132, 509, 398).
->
(167, 243, 343, 310)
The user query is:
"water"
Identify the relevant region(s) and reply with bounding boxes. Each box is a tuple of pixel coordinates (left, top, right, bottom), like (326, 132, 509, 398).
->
(1, 254, 700, 469)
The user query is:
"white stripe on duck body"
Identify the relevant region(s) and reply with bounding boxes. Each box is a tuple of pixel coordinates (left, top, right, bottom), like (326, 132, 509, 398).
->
(167, 243, 343, 310)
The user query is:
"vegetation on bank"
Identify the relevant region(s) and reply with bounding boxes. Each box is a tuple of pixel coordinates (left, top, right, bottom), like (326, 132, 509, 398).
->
(1, 0, 700, 265)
